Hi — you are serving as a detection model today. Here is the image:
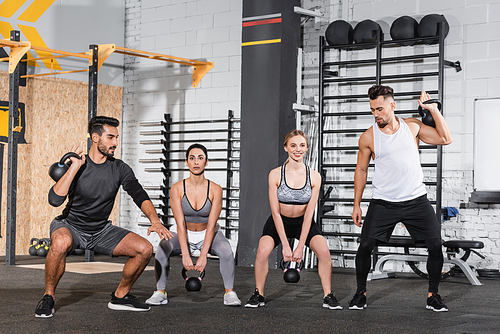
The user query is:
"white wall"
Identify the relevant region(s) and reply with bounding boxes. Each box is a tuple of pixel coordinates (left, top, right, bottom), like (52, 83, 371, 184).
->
(301, 0, 500, 270)
(121, 0, 242, 250)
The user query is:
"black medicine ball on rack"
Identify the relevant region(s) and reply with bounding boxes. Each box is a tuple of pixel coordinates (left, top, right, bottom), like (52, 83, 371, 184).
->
(353, 19, 383, 48)
(418, 14, 449, 44)
(325, 20, 353, 47)
(390, 15, 419, 46)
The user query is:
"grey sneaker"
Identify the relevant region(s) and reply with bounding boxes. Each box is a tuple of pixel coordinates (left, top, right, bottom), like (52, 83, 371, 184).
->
(224, 291, 241, 306)
(146, 290, 168, 306)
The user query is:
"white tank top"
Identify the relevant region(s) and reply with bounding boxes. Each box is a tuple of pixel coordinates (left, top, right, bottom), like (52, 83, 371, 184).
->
(372, 117, 426, 201)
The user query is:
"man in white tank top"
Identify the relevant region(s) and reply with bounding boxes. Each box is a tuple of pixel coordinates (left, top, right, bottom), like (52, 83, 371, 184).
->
(349, 85, 452, 312)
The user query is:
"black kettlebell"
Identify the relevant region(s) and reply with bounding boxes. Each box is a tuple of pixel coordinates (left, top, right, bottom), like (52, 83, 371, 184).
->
(36, 238, 51, 257)
(181, 268, 205, 292)
(418, 99, 442, 128)
(280, 259, 305, 284)
(49, 152, 82, 182)
(29, 238, 40, 256)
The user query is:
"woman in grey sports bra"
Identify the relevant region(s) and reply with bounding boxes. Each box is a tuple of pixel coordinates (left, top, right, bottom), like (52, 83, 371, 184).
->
(244, 130, 341, 310)
(147, 144, 241, 307)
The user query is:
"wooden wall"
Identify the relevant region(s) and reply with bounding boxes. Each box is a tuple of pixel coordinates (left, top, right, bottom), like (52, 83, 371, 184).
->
(0, 72, 122, 256)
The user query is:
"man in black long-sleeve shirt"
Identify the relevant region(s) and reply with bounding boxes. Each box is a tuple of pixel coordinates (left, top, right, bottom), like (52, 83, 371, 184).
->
(35, 116, 172, 318)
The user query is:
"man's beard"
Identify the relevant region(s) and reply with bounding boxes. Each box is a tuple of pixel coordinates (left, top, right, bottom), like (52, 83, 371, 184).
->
(98, 140, 116, 158)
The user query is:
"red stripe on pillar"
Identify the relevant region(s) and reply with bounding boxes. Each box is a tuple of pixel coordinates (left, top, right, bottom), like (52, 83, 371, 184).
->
(242, 18, 282, 27)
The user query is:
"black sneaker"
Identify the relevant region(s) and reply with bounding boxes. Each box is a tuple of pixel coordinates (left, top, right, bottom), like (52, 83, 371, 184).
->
(108, 292, 151, 312)
(244, 289, 265, 308)
(348, 290, 367, 310)
(323, 292, 343, 310)
(35, 294, 55, 318)
(426, 292, 448, 312)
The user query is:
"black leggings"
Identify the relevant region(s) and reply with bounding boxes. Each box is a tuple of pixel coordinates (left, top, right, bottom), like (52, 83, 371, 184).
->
(356, 237, 443, 293)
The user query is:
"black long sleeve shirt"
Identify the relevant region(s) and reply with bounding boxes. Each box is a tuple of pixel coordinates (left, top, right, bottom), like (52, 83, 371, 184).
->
(48, 155, 150, 233)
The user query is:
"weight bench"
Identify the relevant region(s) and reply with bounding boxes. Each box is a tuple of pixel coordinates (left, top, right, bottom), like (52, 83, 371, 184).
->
(367, 237, 485, 286)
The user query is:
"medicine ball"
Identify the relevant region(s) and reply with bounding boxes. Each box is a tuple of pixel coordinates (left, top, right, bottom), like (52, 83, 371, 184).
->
(418, 14, 449, 44)
(390, 16, 419, 46)
(353, 19, 383, 48)
(325, 20, 353, 47)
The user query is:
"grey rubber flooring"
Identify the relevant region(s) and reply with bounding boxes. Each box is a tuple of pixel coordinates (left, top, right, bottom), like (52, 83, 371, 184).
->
(1, 254, 499, 333)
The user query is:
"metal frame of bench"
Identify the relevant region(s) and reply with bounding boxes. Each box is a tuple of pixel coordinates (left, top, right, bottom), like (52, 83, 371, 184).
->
(367, 239, 484, 286)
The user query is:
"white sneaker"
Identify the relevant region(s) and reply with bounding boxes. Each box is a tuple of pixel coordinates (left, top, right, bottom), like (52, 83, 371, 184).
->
(145, 290, 168, 306)
(223, 291, 241, 306)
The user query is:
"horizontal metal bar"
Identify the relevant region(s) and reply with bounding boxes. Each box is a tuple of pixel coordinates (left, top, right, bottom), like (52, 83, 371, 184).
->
(322, 110, 418, 117)
(321, 180, 436, 186)
(321, 163, 437, 168)
(323, 75, 375, 83)
(321, 144, 436, 151)
(323, 71, 438, 84)
(139, 158, 238, 163)
(322, 232, 360, 237)
(168, 118, 241, 125)
(140, 138, 239, 144)
(323, 90, 438, 101)
(329, 250, 358, 255)
(145, 148, 236, 154)
(145, 167, 233, 172)
(323, 129, 366, 133)
(323, 59, 376, 66)
(322, 36, 440, 51)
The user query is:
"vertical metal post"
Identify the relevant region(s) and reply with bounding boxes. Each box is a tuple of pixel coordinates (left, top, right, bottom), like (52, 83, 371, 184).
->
(225, 110, 234, 239)
(6, 30, 21, 265)
(376, 29, 382, 85)
(317, 36, 325, 231)
(436, 23, 445, 223)
(162, 113, 172, 227)
(85, 44, 99, 262)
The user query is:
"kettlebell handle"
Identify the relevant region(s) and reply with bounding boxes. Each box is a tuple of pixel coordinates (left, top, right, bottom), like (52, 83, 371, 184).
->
(280, 258, 305, 272)
(418, 99, 442, 115)
(59, 152, 82, 166)
(181, 268, 205, 280)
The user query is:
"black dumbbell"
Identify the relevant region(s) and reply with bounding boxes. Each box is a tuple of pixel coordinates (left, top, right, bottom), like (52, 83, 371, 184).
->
(29, 238, 40, 256)
(418, 99, 442, 128)
(49, 152, 82, 182)
(181, 268, 205, 292)
(280, 259, 305, 283)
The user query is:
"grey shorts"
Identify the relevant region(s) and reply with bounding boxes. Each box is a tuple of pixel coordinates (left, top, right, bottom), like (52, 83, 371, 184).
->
(50, 218, 131, 257)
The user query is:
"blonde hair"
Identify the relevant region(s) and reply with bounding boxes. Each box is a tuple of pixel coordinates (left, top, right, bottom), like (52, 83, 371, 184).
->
(283, 129, 309, 148)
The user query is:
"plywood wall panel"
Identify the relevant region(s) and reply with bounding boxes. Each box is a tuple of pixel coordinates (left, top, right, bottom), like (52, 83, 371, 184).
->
(0, 72, 122, 256)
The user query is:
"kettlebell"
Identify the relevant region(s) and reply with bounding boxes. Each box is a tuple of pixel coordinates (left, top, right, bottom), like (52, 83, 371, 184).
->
(49, 152, 81, 182)
(418, 99, 442, 128)
(181, 268, 205, 292)
(29, 238, 40, 256)
(36, 238, 51, 257)
(280, 259, 305, 283)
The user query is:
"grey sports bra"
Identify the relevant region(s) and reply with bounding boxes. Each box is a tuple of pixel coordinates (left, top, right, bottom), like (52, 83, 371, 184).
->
(277, 162, 312, 205)
(181, 179, 212, 224)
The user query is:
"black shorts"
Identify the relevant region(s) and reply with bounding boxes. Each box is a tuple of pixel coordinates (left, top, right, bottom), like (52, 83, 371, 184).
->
(50, 218, 131, 257)
(262, 215, 323, 248)
(361, 194, 441, 242)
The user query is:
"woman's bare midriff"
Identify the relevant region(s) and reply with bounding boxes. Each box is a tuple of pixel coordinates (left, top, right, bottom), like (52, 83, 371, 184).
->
(279, 203, 307, 218)
(186, 222, 208, 232)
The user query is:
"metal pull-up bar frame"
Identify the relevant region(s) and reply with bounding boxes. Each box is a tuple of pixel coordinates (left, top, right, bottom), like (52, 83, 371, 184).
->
(1, 30, 213, 264)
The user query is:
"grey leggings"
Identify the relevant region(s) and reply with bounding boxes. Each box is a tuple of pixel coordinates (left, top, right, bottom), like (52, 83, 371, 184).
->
(154, 230, 235, 290)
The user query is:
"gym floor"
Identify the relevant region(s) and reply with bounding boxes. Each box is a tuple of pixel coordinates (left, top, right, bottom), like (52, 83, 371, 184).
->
(1, 254, 498, 334)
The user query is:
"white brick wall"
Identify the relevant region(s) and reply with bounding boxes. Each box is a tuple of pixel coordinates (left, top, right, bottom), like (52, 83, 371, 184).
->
(121, 0, 242, 250)
(301, 0, 500, 272)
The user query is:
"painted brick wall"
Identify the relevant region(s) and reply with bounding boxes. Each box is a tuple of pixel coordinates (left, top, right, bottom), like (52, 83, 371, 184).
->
(122, 0, 242, 251)
(301, 0, 500, 272)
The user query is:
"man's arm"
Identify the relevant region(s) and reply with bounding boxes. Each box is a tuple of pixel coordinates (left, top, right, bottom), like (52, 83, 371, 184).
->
(352, 130, 372, 227)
